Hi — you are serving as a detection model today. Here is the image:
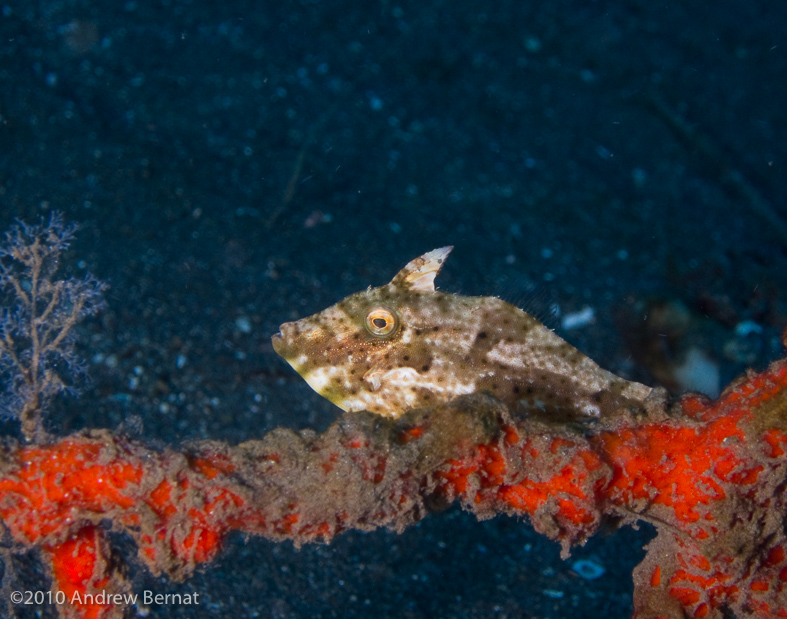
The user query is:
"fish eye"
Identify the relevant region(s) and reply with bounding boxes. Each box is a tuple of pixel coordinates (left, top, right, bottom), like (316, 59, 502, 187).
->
(365, 307, 398, 337)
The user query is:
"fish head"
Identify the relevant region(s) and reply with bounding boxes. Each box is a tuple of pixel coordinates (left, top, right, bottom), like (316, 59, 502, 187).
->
(272, 247, 466, 416)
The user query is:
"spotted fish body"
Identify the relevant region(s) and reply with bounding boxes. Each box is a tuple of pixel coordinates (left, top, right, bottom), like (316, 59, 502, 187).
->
(272, 247, 653, 422)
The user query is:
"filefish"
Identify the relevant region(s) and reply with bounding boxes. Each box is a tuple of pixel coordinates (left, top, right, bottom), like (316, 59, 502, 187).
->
(272, 247, 655, 422)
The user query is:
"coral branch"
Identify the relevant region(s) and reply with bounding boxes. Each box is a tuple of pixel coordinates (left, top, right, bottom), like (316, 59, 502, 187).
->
(0, 213, 106, 442)
(1, 357, 786, 618)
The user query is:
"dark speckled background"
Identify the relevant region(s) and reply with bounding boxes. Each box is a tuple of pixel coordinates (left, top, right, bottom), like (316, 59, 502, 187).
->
(1, 0, 786, 617)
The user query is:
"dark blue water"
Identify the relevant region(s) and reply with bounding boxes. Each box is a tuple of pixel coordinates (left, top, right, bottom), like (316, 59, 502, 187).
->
(1, 0, 785, 616)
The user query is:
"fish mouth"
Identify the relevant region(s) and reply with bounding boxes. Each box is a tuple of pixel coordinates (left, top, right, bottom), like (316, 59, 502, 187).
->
(271, 330, 286, 356)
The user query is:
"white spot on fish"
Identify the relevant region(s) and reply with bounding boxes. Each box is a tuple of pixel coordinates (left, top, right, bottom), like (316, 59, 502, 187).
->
(303, 366, 333, 393)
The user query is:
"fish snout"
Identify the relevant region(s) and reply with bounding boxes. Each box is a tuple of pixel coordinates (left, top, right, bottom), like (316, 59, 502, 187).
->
(271, 321, 298, 355)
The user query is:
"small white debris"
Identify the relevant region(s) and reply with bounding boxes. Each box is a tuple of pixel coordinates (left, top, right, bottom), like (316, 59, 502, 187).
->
(561, 306, 595, 330)
(542, 589, 564, 599)
(176, 354, 187, 369)
(734, 320, 763, 337)
(572, 558, 606, 580)
(673, 347, 720, 398)
(235, 315, 252, 334)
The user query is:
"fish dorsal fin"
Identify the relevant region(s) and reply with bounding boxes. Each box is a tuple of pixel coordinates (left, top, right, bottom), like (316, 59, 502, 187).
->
(390, 246, 453, 292)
